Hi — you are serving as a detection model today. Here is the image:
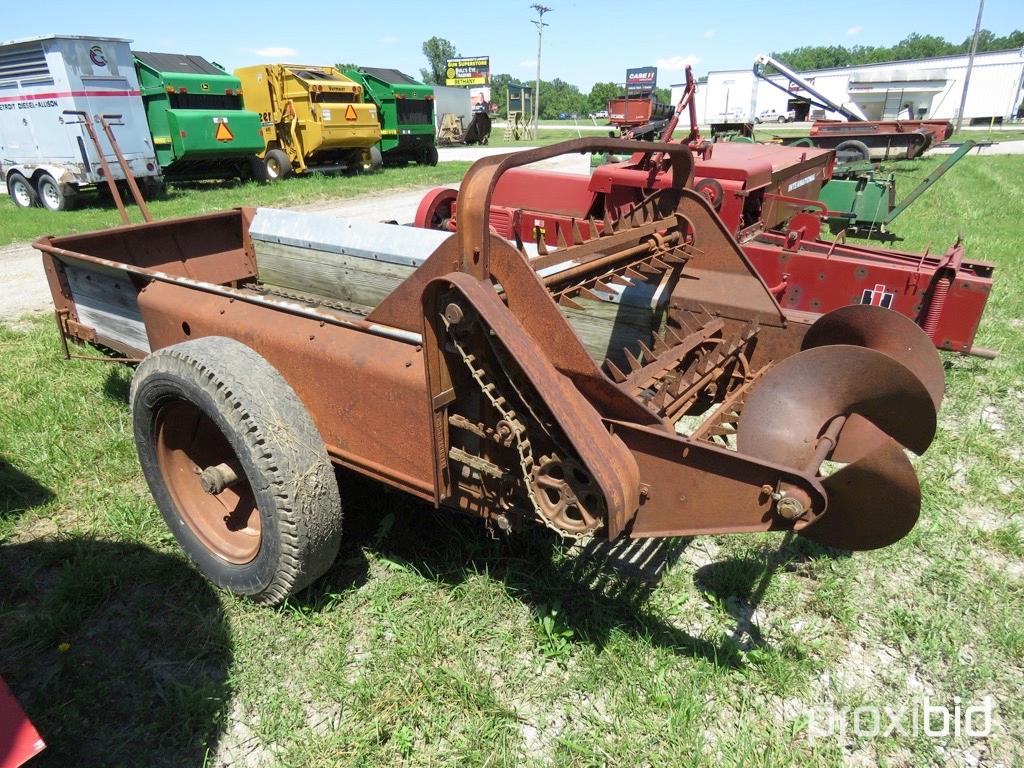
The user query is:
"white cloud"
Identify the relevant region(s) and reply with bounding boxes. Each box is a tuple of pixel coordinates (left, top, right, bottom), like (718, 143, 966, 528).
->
(702, 30, 715, 39)
(847, 25, 863, 35)
(251, 46, 298, 58)
(519, 59, 537, 68)
(655, 54, 700, 71)
(380, 35, 400, 44)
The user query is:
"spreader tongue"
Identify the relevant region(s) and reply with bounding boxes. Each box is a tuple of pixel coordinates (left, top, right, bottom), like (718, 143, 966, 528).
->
(735, 342, 938, 549)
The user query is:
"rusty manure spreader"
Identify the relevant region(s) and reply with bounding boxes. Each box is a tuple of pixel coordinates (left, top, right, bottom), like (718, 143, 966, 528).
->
(37, 139, 944, 605)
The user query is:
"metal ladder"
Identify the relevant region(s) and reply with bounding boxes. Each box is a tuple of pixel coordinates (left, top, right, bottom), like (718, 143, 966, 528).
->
(881, 88, 906, 120)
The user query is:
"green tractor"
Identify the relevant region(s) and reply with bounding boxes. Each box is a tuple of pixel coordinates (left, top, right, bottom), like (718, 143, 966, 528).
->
(345, 68, 438, 166)
(134, 51, 265, 182)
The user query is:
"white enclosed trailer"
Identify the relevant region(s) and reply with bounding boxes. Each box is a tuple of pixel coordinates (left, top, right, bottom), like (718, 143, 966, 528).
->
(0, 35, 160, 211)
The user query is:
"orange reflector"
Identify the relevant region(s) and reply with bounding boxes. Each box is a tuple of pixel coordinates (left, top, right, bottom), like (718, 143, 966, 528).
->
(344, 104, 357, 121)
(214, 121, 234, 141)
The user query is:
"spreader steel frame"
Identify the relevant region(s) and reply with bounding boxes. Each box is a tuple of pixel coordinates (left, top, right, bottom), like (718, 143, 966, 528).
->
(37, 138, 943, 603)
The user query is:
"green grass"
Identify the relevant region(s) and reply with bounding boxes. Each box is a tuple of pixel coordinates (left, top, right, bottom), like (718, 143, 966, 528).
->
(1, 156, 1022, 767)
(0, 163, 471, 245)
(484, 127, 604, 148)
(753, 125, 1024, 143)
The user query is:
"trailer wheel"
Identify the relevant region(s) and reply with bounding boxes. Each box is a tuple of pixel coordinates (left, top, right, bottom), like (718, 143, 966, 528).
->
(6, 173, 36, 208)
(419, 145, 439, 167)
(834, 139, 871, 164)
(262, 149, 292, 181)
(140, 177, 166, 200)
(131, 336, 342, 605)
(368, 146, 383, 171)
(36, 173, 76, 211)
(694, 178, 725, 211)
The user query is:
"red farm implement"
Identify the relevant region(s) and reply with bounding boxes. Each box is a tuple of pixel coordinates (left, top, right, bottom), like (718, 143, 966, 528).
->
(416, 134, 993, 356)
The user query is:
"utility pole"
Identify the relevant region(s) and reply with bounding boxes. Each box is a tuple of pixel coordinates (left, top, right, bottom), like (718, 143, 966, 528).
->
(956, 0, 985, 132)
(530, 4, 552, 139)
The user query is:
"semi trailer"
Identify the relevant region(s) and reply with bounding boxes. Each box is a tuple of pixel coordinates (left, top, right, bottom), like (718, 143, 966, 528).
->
(0, 35, 161, 211)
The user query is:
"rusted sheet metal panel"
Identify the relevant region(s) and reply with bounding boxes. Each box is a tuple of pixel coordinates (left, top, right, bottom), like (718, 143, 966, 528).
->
(608, 420, 826, 538)
(43, 209, 256, 285)
(137, 280, 437, 501)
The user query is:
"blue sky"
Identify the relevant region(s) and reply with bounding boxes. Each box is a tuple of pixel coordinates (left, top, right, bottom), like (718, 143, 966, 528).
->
(5, 0, 1021, 89)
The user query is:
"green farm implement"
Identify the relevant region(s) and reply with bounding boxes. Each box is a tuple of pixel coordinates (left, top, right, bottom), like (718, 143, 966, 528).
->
(134, 51, 264, 182)
(346, 68, 437, 166)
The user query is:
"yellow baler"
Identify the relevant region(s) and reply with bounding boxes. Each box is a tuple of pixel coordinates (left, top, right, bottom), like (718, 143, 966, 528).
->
(234, 64, 382, 178)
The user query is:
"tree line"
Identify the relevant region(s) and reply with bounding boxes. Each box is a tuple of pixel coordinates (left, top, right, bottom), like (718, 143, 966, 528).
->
(769, 29, 1024, 72)
(352, 30, 1023, 119)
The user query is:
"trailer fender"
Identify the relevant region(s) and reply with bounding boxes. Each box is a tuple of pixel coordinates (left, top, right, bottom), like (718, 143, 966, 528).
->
(29, 163, 83, 188)
(5, 163, 79, 187)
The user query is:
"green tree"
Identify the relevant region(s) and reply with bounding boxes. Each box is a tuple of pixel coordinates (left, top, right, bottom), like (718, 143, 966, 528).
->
(420, 37, 458, 85)
(889, 33, 958, 60)
(587, 81, 621, 113)
(489, 72, 516, 116)
(533, 78, 586, 119)
(769, 27, 1023, 74)
(335, 63, 358, 74)
(973, 29, 1024, 51)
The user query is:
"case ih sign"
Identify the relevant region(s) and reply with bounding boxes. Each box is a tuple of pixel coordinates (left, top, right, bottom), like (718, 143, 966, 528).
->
(625, 66, 657, 95)
(445, 57, 490, 87)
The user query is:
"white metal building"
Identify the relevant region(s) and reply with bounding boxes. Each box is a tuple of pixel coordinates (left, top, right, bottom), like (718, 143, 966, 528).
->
(672, 48, 1024, 124)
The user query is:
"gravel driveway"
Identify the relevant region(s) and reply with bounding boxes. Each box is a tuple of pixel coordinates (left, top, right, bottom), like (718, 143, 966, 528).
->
(0, 150, 591, 323)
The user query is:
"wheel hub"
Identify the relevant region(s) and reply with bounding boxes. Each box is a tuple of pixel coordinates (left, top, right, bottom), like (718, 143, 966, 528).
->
(41, 183, 59, 209)
(155, 401, 261, 564)
(12, 180, 31, 207)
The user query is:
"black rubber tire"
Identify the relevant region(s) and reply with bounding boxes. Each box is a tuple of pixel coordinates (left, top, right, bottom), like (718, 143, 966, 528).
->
(368, 145, 383, 171)
(6, 172, 36, 208)
(36, 173, 76, 211)
(131, 336, 342, 605)
(262, 148, 292, 181)
(249, 155, 270, 183)
(140, 177, 166, 200)
(834, 139, 871, 164)
(777, 115, 787, 123)
(419, 144, 439, 167)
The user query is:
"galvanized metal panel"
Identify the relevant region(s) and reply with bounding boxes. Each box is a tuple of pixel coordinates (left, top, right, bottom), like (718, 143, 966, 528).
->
(249, 207, 451, 268)
(64, 264, 150, 352)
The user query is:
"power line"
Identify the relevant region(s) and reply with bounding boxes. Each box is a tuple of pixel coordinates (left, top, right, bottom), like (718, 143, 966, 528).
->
(530, 4, 552, 139)
(956, 0, 985, 132)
